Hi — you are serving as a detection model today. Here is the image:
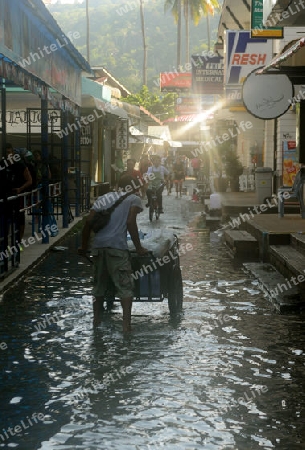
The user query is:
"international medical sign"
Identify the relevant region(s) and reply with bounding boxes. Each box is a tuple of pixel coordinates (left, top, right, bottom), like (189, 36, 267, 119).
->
(225, 31, 273, 106)
(251, 0, 283, 38)
(191, 54, 224, 95)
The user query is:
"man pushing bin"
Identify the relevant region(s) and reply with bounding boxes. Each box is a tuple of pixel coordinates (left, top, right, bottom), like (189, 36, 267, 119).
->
(78, 175, 148, 332)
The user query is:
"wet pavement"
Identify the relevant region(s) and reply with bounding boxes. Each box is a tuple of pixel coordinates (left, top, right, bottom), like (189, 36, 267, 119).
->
(1, 185, 305, 450)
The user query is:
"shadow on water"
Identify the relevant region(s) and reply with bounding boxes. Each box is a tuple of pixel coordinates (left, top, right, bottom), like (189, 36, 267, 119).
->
(1, 227, 305, 449)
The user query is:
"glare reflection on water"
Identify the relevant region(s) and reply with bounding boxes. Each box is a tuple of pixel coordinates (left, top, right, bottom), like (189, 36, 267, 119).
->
(0, 229, 305, 449)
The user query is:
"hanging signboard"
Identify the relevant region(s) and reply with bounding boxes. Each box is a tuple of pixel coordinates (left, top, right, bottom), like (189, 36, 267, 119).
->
(242, 68, 293, 119)
(116, 119, 128, 150)
(175, 96, 201, 114)
(251, 0, 283, 38)
(191, 54, 224, 95)
(80, 124, 92, 146)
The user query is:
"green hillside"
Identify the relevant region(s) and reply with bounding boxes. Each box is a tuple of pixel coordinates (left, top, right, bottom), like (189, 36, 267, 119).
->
(48, 0, 221, 92)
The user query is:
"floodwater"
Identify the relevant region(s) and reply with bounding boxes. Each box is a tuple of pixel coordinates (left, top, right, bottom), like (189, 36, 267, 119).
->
(1, 222, 305, 450)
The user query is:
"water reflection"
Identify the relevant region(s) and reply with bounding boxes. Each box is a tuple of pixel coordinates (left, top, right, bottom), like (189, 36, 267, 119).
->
(0, 229, 305, 449)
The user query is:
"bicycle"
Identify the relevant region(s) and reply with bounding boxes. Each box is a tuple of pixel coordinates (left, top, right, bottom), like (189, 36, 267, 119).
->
(148, 183, 166, 222)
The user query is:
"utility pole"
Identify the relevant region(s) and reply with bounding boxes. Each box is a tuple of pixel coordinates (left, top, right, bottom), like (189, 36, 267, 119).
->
(140, 0, 147, 86)
(86, 0, 90, 63)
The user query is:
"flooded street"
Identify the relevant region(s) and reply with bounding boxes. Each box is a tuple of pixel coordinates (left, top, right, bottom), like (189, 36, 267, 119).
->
(1, 204, 305, 450)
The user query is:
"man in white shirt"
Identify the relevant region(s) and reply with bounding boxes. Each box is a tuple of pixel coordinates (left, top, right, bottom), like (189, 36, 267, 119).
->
(78, 174, 148, 332)
(146, 154, 169, 213)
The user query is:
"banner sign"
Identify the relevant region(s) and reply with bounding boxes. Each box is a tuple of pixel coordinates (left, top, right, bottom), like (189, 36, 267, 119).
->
(0, 109, 61, 134)
(251, 0, 283, 38)
(160, 73, 192, 92)
(282, 140, 299, 186)
(191, 54, 224, 95)
(116, 119, 129, 150)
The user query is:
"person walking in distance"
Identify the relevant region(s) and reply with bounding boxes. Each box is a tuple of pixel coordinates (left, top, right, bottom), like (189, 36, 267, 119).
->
(173, 155, 185, 198)
(145, 154, 169, 213)
(78, 175, 148, 332)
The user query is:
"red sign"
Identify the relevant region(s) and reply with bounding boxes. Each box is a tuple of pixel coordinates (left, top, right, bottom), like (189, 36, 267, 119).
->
(160, 72, 192, 92)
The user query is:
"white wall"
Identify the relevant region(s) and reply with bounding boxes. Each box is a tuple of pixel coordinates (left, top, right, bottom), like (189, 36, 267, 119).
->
(233, 112, 265, 168)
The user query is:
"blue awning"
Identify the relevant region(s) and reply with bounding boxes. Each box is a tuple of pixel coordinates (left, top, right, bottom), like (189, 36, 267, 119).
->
(0, 0, 91, 109)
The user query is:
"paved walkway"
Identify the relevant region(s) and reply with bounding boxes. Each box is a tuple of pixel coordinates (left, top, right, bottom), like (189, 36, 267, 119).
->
(0, 212, 84, 297)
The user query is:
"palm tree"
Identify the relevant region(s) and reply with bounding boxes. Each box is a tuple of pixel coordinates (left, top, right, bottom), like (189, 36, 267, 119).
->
(140, 0, 147, 86)
(164, 0, 182, 68)
(165, 0, 219, 65)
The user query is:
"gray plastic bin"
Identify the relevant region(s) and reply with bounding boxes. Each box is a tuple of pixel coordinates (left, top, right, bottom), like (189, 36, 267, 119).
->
(255, 167, 273, 204)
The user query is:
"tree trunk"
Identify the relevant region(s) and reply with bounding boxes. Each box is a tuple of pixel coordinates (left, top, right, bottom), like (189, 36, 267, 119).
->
(140, 0, 147, 86)
(185, 3, 190, 64)
(177, 0, 182, 68)
(206, 14, 211, 52)
(86, 0, 90, 63)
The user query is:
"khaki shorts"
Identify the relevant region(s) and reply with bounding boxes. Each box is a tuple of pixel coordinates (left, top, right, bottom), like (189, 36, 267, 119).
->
(92, 248, 134, 299)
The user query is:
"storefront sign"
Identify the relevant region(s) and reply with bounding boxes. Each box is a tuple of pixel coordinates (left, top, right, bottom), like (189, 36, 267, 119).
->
(0, 109, 61, 133)
(251, 0, 283, 38)
(175, 96, 201, 114)
(225, 31, 273, 106)
(116, 119, 128, 150)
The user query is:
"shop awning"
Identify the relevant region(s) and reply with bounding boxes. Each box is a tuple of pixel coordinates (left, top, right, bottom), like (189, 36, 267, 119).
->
(129, 126, 164, 145)
(257, 37, 305, 74)
(0, 0, 91, 111)
(81, 95, 128, 119)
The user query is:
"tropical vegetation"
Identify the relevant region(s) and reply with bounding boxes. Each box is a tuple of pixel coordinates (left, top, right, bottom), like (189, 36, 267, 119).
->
(164, 0, 220, 66)
(122, 86, 177, 118)
(47, 0, 222, 92)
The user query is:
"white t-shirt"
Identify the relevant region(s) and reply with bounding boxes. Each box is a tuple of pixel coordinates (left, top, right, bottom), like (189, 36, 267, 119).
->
(92, 191, 142, 250)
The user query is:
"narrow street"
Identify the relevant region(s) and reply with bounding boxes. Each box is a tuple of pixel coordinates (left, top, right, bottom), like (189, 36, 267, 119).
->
(0, 183, 305, 450)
